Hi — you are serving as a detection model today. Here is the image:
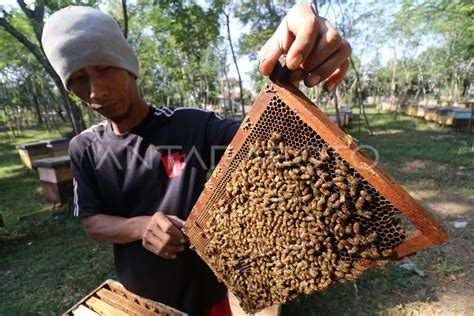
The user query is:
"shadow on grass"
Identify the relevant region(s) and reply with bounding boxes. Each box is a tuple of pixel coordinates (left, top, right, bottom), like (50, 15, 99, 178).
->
(282, 264, 439, 316)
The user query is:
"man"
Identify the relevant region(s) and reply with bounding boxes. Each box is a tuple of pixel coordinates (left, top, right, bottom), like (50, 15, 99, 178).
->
(41, 4, 351, 315)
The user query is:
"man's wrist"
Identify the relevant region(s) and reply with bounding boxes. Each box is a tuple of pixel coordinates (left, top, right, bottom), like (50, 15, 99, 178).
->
(129, 216, 150, 241)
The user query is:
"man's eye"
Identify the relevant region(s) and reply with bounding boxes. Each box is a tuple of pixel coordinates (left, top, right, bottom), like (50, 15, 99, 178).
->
(69, 75, 85, 84)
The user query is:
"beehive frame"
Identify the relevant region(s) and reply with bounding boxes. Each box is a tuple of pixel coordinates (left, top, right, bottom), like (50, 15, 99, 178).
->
(64, 280, 186, 315)
(184, 60, 447, 312)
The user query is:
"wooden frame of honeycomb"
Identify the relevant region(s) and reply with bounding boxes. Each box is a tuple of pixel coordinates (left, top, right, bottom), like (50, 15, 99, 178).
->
(183, 59, 447, 313)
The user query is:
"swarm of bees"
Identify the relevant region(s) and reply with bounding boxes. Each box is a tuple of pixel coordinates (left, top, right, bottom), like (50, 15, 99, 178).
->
(201, 132, 399, 313)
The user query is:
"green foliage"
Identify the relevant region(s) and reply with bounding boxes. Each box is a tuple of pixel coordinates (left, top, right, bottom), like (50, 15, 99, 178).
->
(234, 0, 294, 57)
(118, 0, 225, 107)
(434, 259, 463, 275)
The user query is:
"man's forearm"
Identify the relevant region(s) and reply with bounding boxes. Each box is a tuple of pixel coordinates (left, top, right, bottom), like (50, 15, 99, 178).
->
(82, 214, 149, 244)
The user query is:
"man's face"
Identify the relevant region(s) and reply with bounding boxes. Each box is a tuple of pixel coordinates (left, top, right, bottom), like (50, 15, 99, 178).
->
(68, 66, 138, 122)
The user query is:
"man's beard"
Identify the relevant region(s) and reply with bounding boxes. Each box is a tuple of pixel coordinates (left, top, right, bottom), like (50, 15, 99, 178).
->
(108, 101, 133, 122)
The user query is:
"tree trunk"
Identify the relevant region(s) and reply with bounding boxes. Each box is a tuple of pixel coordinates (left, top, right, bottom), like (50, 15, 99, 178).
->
(333, 89, 342, 128)
(0, 9, 86, 134)
(217, 45, 233, 116)
(224, 10, 245, 118)
(349, 57, 373, 137)
(122, 0, 129, 39)
(390, 59, 398, 107)
(32, 84, 43, 125)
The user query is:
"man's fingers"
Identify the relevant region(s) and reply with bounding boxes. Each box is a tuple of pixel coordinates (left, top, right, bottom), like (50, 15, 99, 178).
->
(168, 215, 185, 229)
(161, 243, 185, 256)
(144, 242, 180, 259)
(300, 20, 341, 73)
(154, 227, 182, 247)
(258, 35, 284, 76)
(323, 59, 350, 91)
(154, 212, 186, 242)
(142, 231, 185, 259)
(303, 39, 351, 87)
(285, 5, 319, 70)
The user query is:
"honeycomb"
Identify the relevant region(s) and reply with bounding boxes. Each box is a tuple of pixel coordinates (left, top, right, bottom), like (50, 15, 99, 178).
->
(187, 96, 407, 312)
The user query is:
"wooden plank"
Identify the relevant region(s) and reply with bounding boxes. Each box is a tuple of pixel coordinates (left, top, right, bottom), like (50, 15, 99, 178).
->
(49, 148, 69, 157)
(18, 149, 49, 169)
(96, 288, 158, 316)
(63, 280, 113, 316)
(37, 165, 72, 183)
(85, 296, 129, 316)
(17, 204, 57, 221)
(106, 280, 186, 315)
(38, 167, 59, 183)
(72, 305, 99, 316)
(394, 230, 433, 259)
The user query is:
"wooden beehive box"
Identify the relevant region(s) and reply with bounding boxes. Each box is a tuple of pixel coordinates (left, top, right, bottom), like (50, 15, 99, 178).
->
(64, 280, 186, 316)
(16, 141, 50, 170)
(183, 60, 447, 313)
(33, 155, 73, 203)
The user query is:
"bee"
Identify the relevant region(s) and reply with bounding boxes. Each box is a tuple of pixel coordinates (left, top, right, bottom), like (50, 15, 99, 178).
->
(278, 141, 285, 153)
(314, 177, 325, 188)
(328, 193, 339, 203)
(301, 174, 311, 180)
(367, 231, 378, 243)
(333, 176, 345, 182)
(345, 225, 353, 235)
(270, 132, 282, 142)
(309, 157, 323, 166)
(353, 222, 361, 234)
(320, 188, 331, 196)
(347, 175, 358, 186)
(334, 181, 347, 190)
(320, 147, 329, 161)
(317, 170, 329, 178)
(339, 192, 346, 203)
(347, 245, 359, 254)
(356, 210, 372, 219)
(321, 181, 333, 189)
(323, 208, 331, 217)
(302, 149, 309, 161)
(337, 239, 348, 250)
(339, 162, 349, 173)
(349, 186, 357, 197)
(317, 196, 326, 211)
(356, 196, 365, 209)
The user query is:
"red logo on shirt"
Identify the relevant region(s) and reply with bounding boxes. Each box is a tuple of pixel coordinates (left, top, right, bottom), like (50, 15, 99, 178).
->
(161, 152, 187, 178)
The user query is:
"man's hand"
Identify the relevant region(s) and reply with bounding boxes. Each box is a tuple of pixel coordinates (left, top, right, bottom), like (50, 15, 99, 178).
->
(259, 3, 351, 91)
(142, 212, 187, 259)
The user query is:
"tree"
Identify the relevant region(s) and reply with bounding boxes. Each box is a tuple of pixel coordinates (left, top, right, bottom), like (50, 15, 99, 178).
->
(222, 6, 245, 116)
(0, 1, 93, 134)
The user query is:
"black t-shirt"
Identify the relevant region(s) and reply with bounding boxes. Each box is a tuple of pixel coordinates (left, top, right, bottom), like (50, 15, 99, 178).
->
(70, 106, 240, 314)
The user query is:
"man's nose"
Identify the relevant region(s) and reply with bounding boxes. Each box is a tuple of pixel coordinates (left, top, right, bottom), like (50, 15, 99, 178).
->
(89, 77, 109, 101)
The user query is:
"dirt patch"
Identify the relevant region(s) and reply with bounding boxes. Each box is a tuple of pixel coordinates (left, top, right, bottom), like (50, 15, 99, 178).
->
(397, 177, 474, 315)
(402, 160, 456, 174)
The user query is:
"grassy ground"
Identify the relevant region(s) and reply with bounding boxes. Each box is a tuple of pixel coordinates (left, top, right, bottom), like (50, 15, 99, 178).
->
(0, 108, 472, 315)
(0, 126, 114, 315)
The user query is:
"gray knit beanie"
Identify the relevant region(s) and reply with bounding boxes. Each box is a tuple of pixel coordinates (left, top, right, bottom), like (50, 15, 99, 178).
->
(42, 6, 139, 89)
